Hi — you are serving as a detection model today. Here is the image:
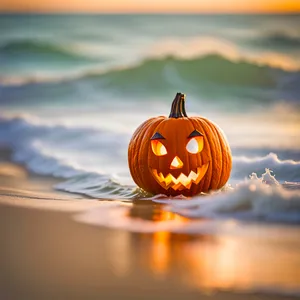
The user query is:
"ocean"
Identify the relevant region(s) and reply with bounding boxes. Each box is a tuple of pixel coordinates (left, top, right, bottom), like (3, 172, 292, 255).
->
(0, 14, 300, 221)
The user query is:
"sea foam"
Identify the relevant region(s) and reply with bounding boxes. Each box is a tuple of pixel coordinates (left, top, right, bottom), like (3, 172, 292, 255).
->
(75, 170, 300, 244)
(156, 169, 300, 223)
(1, 115, 300, 200)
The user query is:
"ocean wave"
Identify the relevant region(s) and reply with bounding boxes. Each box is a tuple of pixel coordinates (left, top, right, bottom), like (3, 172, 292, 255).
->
(92, 54, 285, 90)
(254, 31, 300, 48)
(0, 40, 95, 62)
(0, 115, 142, 199)
(232, 153, 300, 182)
(1, 53, 299, 97)
(11, 142, 141, 199)
(159, 169, 300, 223)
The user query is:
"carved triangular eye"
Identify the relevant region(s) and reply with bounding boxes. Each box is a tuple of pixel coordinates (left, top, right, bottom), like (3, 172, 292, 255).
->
(188, 130, 203, 138)
(186, 136, 204, 154)
(151, 132, 165, 140)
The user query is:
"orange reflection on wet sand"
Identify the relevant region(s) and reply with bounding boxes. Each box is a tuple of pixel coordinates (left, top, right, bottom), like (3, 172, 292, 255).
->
(151, 231, 170, 276)
(131, 204, 300, 292)
(1, 196, 300, 299)
(130, 207, 189, 276)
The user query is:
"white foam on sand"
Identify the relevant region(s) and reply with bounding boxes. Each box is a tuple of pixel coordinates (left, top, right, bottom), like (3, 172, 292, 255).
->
(156, 169, 300, 223)
(76, 170, 300, 238)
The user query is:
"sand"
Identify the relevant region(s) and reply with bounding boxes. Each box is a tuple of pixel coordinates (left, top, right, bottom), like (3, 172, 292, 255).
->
(0, 147, 299, 300)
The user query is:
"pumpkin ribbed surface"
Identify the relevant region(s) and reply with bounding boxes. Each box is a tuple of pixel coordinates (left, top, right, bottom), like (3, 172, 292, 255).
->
(128, 93, 232, 196)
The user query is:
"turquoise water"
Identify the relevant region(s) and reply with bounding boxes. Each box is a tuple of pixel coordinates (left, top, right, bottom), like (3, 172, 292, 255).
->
(0, 14, 300, 212)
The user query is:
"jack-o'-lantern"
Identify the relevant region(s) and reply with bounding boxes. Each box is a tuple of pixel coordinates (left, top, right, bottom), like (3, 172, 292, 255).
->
(128, 93, 232, 197)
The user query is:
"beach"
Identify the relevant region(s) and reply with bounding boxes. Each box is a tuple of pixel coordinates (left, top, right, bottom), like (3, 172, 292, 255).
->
(0, 147, 299, 300)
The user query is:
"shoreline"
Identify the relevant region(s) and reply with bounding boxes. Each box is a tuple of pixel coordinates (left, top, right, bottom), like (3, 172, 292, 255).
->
(0, 146, 300, 299)
(0, 146, 104, 212)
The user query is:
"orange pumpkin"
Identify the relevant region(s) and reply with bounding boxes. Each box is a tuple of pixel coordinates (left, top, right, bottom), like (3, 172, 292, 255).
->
(128, 93, 232, 197)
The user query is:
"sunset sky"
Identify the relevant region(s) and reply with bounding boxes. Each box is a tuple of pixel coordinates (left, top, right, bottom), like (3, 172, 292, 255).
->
(1, 0, 300, 13)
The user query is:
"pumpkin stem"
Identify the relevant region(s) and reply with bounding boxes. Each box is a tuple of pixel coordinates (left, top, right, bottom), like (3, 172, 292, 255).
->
(169, 93, 188, 118)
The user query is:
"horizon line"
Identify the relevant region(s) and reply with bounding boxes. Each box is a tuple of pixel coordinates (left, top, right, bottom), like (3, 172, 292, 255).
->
(1, 11, 300, 15)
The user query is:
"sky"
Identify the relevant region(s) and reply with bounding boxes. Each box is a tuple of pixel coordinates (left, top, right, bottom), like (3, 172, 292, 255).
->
(1, 0, 300, 13)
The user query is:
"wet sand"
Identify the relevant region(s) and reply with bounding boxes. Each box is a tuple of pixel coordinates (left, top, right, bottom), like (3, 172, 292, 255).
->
(0, 148, 299, 300)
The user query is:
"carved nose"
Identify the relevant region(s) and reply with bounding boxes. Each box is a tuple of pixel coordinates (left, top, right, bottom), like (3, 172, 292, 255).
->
(170, 156, 183, 169)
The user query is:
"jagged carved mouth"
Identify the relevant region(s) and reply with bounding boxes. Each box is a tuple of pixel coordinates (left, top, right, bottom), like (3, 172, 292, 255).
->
(151, 163, 209, 191)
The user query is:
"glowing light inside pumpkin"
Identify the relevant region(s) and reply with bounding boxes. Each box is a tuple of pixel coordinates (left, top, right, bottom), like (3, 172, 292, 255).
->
(186, 136, 204, 154)
(151, 140, 167, 156)
(170, 156, 184, 169)
(152, 163, 209, 191)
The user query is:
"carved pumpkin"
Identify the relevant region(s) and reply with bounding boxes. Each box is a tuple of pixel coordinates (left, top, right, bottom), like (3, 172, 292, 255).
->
(128, 93, 232, 197)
